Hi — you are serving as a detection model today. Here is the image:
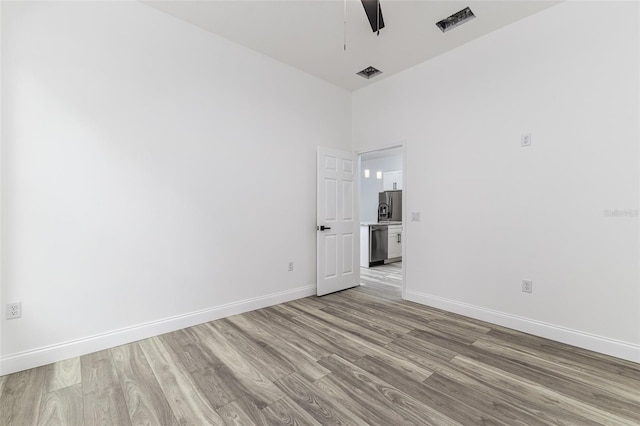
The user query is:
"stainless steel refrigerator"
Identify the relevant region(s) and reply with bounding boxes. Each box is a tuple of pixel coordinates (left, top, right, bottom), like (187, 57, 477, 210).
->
(378, 190, 402, 222)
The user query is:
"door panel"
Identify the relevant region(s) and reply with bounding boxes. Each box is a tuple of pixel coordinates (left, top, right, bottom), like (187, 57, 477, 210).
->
(317, 147, 360, 296)
(342, 233, 354, 274)
(324, 234, 337, 279)
(325, 179, 337, 220)
(342, 180, 354, 220)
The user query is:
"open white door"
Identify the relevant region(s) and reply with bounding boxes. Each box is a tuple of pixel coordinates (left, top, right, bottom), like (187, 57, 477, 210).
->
(317, 147, 360, 296)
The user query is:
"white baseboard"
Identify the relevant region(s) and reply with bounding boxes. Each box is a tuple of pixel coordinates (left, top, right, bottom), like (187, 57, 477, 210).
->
(0, 284, 316, 376)
(405, 290, 640, 364)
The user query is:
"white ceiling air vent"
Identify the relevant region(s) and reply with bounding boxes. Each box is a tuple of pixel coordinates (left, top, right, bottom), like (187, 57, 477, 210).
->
(357, 66, 382, 79)
(436, 7, 476, 33)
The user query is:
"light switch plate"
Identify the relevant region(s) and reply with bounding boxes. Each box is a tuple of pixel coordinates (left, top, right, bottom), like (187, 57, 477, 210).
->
(411, 212, 421, 222)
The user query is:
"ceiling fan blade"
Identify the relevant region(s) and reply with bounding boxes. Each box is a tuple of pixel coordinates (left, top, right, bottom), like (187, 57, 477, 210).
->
(361, 0, 385, 33)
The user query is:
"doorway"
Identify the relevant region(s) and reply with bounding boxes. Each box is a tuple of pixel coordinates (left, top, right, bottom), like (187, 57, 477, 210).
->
(358, 145, 405, 298)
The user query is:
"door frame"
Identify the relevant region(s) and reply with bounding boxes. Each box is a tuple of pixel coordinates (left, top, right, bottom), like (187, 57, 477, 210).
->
(357, 141, 407, 299)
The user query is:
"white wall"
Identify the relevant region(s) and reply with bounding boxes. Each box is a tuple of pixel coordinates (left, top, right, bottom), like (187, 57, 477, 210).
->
(360, 154, 402, 223)
(0, 1, 351, 374)
(353, 1, 640, 362)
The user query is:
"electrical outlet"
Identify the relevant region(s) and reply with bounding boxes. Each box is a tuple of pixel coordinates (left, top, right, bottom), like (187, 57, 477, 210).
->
(288, 261, 294, 272)
(522, 280, 533, 293)
(411, 212, 421, 222)
(521, 133, 532, 147)
(6, 302, 22, 319)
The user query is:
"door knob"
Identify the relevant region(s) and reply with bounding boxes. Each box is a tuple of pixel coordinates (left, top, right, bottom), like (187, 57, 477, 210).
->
(318, 225, 332, 231)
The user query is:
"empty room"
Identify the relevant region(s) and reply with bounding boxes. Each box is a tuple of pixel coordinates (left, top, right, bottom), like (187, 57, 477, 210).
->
(1, 0, 639, 424)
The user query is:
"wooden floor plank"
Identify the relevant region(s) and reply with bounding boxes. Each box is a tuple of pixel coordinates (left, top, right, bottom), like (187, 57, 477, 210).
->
(81, 350, 132, 426)
(269, 305, 369, 362)
(209, 318, 292, 382)
(451, 355, 625, 426)
(83, 387, 132, 426)
(261, 396, 323, 426)
(412, 327, 640, 425)
(161, 328, 219, 373)
(37, 384, 83, 426)
(422, 373, 550, 426)
(318, 295, 414, 336)
(472, 337, 640, 418)
(477, 331, 640, 395)
(390, 332, 459, 363)
(287, 296, 329, 311)
(353, 354, 503, 426)
(363, 343, 434, 382)
(409, 322, 481, 346)
(227, 313, 331, 382)
(217, 397, 269, 426)
(332, 289, 443, 331)
(385, 339, 573, 426)
(0, 366, 47, 426)
(312, 373, 405, 425)
(319, 304, 410, 341)
(274, 372, 369, 426)
(286, 300, 395, 346)
(192, 322, 285, 409)
(319, 354, 461, 426)
(243, 308, 333, 361)
(427, 330, 640, 424)
(46, 357, 81, 392)
(216, 402, 257, 426)
(139, 337, 224, 425)
(487, 327, 640, 375)
(160, 327, 245, 410)
(111, 343, 178, 425)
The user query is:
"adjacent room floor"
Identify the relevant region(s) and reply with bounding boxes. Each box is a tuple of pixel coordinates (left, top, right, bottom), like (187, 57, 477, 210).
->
(361, 261, 403, 297)
(1, 270, 639, 425)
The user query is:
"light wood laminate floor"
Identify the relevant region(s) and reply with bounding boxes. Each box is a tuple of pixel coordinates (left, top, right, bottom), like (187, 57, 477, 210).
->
(1, 266, 639, 425)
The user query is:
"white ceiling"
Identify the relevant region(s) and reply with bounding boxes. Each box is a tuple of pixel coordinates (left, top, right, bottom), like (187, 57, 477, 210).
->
(144, 0, 561, 91)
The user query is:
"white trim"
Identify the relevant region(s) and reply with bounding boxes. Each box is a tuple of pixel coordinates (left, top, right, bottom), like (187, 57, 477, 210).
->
(400, 142, 407, 300)
(0, 284, 316, 376)
(405, 289, 640, 364)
